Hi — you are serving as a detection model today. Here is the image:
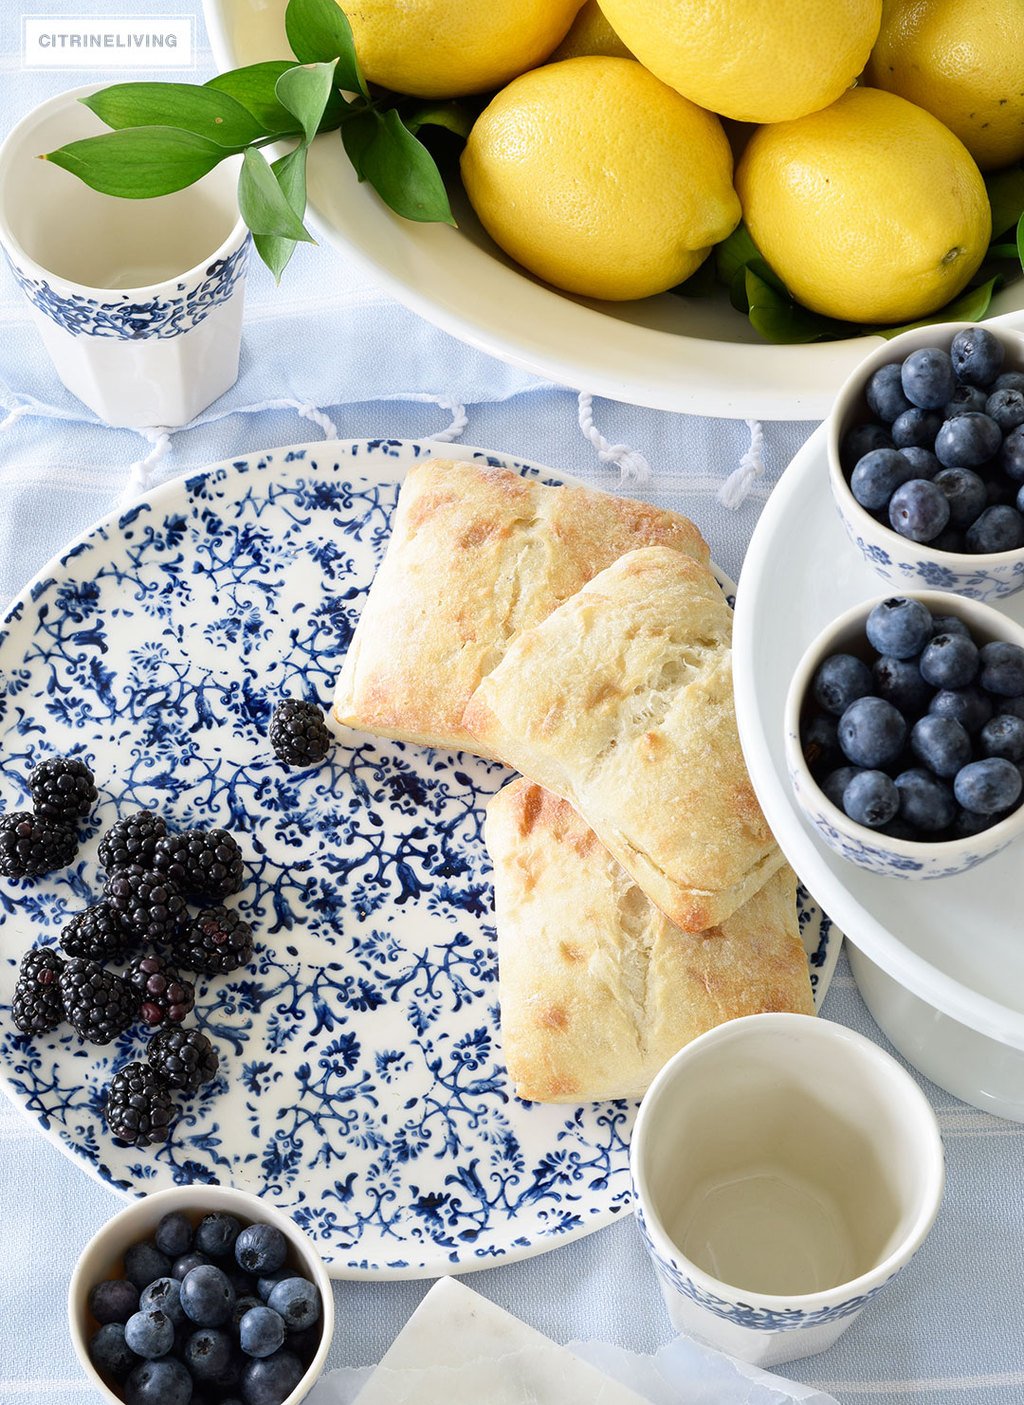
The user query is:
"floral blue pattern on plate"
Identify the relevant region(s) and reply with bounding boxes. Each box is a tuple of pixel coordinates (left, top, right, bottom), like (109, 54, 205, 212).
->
(0, 439, 839, 1278)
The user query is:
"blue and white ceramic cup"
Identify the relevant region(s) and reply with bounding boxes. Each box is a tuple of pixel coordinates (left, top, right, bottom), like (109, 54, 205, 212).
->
(630, 1013, 944, 1368)
(0, 84, 249, 428)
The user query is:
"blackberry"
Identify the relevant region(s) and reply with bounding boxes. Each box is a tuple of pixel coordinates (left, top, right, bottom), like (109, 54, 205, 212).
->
(98, 810, 167, 873)
(61, 958, 137, 1044)
(60, 902, 133, 961)
(29, 755, 97, 823)
(153, 828, 245, 901)
(129, 955, 195, 1028)
(268, 699, 332, 767)
(178, 906, 254, 975)
(0, 811, 78, 878)
(105, 865, 187, 944)
(105, 1061, 177, 1148)
(11, 946, 66, 1034)
(148, 1027, 220, 1093)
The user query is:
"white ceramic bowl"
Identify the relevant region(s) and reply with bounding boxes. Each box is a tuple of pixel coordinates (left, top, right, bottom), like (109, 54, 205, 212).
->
(828, 321, 1024, 600)
(200, 0, 1024, 420)
(68, 1185, 334, 1404)
(784, 589, 1024, 878)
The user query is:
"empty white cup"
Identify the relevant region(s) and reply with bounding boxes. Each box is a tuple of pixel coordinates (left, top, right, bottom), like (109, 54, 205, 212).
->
(0, 84, 249, 428)
(630, 1012, 944, 1367)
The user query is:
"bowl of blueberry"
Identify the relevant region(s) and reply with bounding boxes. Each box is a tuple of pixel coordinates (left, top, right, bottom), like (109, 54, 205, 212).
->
(784, 591, 1024, 879)
(828, 321, 1024, 601)
(69, 1184, 333, 1405)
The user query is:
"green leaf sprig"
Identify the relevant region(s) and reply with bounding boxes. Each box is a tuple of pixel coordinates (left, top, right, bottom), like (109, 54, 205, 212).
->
(41, 0, 461, 281)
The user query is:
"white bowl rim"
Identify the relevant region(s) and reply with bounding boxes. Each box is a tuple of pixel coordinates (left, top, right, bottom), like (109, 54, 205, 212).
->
(784, 587, 1024, 861)
(630, 1012, 945, 1312)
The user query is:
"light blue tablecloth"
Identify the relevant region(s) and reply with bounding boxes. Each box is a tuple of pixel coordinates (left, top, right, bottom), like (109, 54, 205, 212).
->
(2, 6, 1024, 1403)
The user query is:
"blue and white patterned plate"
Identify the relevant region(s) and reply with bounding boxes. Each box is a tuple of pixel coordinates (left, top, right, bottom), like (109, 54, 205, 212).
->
(0, 440, 840, 1278)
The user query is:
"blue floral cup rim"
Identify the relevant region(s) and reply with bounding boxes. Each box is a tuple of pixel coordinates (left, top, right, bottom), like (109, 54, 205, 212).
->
(629, 1013, 945, 1325)
(784, 588, 1024, 872)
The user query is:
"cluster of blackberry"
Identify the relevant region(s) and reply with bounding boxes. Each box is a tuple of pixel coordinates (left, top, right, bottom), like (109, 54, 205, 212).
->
(0, 754, 97, 879)
(8, 764, 259, 1151)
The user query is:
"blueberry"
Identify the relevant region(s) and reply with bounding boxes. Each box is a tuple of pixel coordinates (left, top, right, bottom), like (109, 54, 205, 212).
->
(240, 1351, 305, 1405)
(898, 445, 941, 480)
(124, 1358, 193, 1405)
(919, 632, 979, 690)
(980, 714, 1024, 762)
(139, 1275, 185, 1328)
(232, 1293, 265, 1331)
(985, 387, 1024, 433)
(233, 1223, 289, 1276)
(929, 685, 994, 734)
(812, 653, 873, 715)
(257, 1269, 291, 1303)
(880, 816, 920, 841)
(965, 505, 1024, 553)
(1005, 425, 1024, 483)
(801, 713, 840, 771)
(932, 467, 987, 530)
(866, 363, 912, 422)
(184, 1326, 236, 1382)
(284, 1321, 323, 1359)
(888, 478, 950, 542)
(994, 371, 1024, 395)
(931, 613, 971, 640)
(841, 422, 892, 470)
(952, 807, 1001, 838)
(929, 527, 966, 553)
(910, 715, 972, 779)
(240, 1306, 287, 1359)
(267, 1277, 320, 1332)
(173, 1251, 210, 1280)
(155, 1211, 194, 1260)
(891, 407, 942, 448)
(821, 765, 864, 809)
(89, 1322, 139, 1384)
(123, 1242, 172, 1291)
(195, 1212, 242, 1259)
(124, 1307, 175, 1359)
(954, 757, 1023, 814)
(950, 327, 1004, 387)
(985, 473, 1017, 508)
(934, 413, 1003, 469)
(850, 448, 915, 510)
(838, 696, 907, 769)
(88, 1278, 140, 1326)
(1000, 696, 1024, 720)
(842, 770, 899, 828)
(865, 596, 933, 659)
(895, 768, 957, 832)
(944, 382, 989, 418)
(901, 347, 955, 409)
(979, 640, 1024, 696)
(180, 1264, 236, 1327)
(872, 655, 933, 714)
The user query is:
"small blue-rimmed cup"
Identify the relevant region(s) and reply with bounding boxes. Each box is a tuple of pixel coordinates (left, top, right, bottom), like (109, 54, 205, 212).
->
(630, 1012, 944, 1368)
(0, 84, 249, 429)
(828, 321, 1024, 601)
(785, 589, 1024, 879)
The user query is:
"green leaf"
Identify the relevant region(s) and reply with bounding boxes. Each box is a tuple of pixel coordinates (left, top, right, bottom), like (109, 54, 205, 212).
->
(285, 0, 368, 97)
(339, 107, 377, 178)
(745, 267, 848, 343)
(253, 145, 308, 282)
(985, 165, 1024, 240)
(275, 59, 338, 146)
(987, 242, 1022, 260)
(43, 126, 228, 198)
(1018, 209, 1024, 271)
(714, 222, 760, 286)
(238, 146, 315, 241)
(81, 83, 264, 147)
(877, 277, 1001, 339)
(350, 108, 456, 225)
(206, 61, 301, 133)
(403, 102, 473, 140)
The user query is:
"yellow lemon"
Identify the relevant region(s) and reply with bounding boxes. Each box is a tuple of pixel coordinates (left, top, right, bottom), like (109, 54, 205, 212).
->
(461, 58, 741, 302)
(736, 88, 991, 324)
(341, 0, 582, 99)
(598, 0, 881, 122)
(865, 0, 1024, 171)
(548, 1, 633, 62)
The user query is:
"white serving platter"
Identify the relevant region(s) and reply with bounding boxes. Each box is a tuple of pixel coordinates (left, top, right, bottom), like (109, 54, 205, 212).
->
(199, 0, 1024, 421)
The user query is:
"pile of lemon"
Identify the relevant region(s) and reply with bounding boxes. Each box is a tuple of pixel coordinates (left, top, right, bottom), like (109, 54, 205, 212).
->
(341, 0, 1024, 325)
